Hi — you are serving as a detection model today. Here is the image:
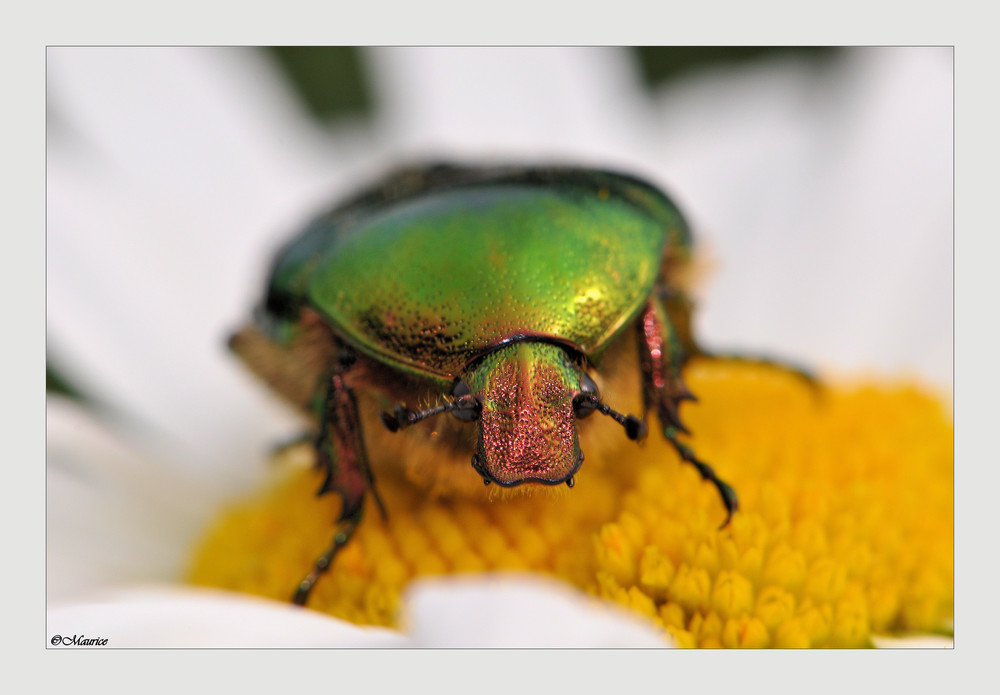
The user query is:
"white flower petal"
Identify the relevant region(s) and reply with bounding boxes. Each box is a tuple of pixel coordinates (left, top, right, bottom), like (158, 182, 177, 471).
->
(46, 47, 369, 473)
(401, 575, 671, 648)
(47, 585, 407, 648)
(46, 47, 353, 202)
(872, 634, 953, 649)
(47, 577, 669, 648)
(365, 47, 650, 168)
(647, 48, 952, 389)
(47, 396, 218, 602)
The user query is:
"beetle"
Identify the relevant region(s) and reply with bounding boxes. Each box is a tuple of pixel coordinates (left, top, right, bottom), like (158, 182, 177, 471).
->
(230, 163, 739, 606)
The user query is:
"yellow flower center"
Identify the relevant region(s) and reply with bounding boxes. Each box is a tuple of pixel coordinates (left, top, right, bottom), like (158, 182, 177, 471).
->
(188, 360, 953, 647)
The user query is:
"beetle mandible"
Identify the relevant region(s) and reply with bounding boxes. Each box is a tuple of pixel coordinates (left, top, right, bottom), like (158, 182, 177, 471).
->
(230, 164, 739, 606)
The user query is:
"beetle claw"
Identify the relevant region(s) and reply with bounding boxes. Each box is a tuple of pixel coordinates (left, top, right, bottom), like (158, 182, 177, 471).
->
(667, 433, 739, 529)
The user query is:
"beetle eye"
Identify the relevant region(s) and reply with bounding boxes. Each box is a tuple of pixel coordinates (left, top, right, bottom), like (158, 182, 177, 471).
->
(450, 394, 481, 422)
(574, 373, 600, 418)
(451, 380, 471, 398)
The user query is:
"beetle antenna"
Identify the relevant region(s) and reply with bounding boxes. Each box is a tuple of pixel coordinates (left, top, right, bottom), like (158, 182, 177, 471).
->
(380, 402, 454, 432)
(597, 401, 647, 441)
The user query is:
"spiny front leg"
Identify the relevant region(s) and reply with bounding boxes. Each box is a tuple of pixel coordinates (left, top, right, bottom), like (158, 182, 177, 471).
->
(636, 294, 738, 528)
(293, 351, 383, 607)
(661, 425, 739, 529)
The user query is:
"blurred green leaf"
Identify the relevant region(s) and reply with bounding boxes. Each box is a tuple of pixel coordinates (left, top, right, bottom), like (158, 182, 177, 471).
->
(635, 47, 837, 86)
(267, 47, 371, 120)
(47, 362, 84, 401)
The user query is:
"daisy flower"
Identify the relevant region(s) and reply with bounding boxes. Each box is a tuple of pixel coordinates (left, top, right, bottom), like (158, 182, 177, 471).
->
(46, 46, 952, 648)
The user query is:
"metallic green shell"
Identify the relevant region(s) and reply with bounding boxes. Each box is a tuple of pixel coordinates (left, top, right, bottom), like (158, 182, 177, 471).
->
(263, 166, 690, 380)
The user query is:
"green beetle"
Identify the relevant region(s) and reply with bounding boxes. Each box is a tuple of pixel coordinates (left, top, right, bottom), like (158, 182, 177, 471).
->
(231, 164, 738, 606)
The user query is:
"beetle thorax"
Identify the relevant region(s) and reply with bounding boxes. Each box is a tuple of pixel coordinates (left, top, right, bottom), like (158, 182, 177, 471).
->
(467, 342, 583, 487)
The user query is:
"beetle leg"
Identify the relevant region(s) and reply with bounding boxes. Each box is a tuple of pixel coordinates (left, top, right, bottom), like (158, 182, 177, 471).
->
(637, 295, 696, 432)
(637, 295, 738, 528)
(293, 514, 360, 606)
(657, 284, 698, 366)
(293, 353, 384, 607)
(662, 426, 738, 529)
